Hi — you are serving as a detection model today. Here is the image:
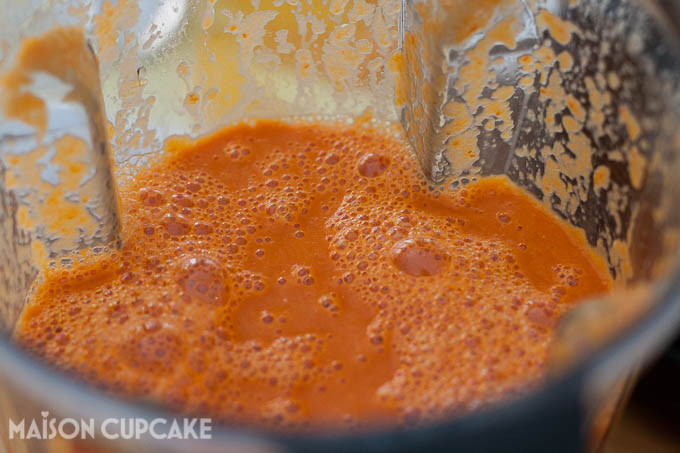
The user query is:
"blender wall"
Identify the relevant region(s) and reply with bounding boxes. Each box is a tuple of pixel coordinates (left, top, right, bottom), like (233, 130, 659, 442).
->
(92, 0, 403, 180)
(400, 0, 680, 284)
(0, 1, 119, 332)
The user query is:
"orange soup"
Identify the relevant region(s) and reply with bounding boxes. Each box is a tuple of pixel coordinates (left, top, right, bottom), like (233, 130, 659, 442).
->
(15, 120, 611, 430)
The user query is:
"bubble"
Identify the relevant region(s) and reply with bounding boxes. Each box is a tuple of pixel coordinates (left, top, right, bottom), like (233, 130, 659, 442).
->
(172, 193, 194, 208)
(261, 311, 274, 324)
(318, 294, 340, 313)
(358, 154, 389, 177)
(176, 256, 228, 304)
(186, 182, 202, 193)
(163, 213, 191, 235)
(344, 230, 359, 241)
(388, 227, 407, 240)
(139, 188, 165, 206)
(391, 238, 450, 277)
(194, 223, 213, 235)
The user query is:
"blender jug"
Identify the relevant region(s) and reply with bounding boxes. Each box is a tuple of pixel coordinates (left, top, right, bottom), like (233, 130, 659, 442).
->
(1, 0, 680, 452)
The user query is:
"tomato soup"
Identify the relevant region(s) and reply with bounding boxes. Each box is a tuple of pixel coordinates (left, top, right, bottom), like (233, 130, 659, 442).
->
(15, 120, 611, 430)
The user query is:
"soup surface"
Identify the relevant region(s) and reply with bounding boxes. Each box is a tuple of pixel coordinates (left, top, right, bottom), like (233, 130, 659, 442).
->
(16, 120, 611, 429)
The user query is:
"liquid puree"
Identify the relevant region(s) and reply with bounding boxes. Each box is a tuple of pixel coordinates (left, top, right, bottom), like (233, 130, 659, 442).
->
(16, 120, 611, 430)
